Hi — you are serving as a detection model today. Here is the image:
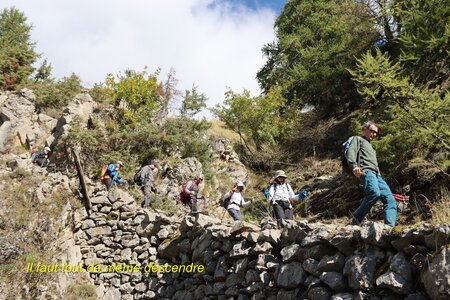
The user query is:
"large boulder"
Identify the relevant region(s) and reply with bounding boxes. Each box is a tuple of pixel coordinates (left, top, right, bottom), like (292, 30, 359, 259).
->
(421, 246, 450, 299)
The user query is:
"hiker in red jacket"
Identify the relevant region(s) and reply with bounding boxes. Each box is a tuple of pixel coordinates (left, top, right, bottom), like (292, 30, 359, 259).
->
(179, 176, 204, 212)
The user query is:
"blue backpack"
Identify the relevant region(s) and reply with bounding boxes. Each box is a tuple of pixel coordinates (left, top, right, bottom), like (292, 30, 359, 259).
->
(341, 136, 359, 174)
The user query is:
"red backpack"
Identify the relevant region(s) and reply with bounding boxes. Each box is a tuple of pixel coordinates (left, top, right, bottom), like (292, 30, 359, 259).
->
(178, 181, 196, 205)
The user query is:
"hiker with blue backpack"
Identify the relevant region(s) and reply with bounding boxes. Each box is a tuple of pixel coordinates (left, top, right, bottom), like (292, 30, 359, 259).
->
(222, 180, 252, 221)
(267, 170, 308, 228)
(344, 120, 397, 227)
(102, 161, 125, 191)
(135, 159, 158, 209)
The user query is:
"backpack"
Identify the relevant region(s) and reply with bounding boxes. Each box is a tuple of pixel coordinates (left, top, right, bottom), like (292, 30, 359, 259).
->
(100, 164, 109, 184)
(134, 167, 144, 186)
(178, 181, 195, 205)
(341, 136, 359, 174)
(221, 190, 235, 208)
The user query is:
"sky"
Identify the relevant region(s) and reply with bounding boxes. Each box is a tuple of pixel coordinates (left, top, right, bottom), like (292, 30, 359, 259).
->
(1, 0, 286, 118)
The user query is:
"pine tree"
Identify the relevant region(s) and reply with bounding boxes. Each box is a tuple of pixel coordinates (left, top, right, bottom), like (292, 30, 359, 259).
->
(0, 7, 38, 90)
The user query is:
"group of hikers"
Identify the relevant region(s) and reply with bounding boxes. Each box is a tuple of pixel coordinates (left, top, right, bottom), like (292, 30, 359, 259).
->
(32, 120, 398, 228)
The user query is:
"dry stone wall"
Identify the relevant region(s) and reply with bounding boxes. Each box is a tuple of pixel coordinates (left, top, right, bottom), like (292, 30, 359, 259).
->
(72, 190, 449, 300)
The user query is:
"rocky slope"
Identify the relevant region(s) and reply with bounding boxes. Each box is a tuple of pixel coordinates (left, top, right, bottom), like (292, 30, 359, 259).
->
(0, 89, 448, 300)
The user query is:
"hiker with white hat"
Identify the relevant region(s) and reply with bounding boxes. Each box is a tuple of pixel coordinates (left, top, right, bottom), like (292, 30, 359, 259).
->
(222, 180, 252, 221)
(30, 146, 51, 167)
(267, 170, 307, 228)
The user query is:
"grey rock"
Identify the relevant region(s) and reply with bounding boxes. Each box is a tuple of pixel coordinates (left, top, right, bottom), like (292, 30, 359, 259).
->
(281, 221, 309, 243)
(258, 229, 282, 245)
(81, 219, 96, 230)
(360, 221, 392, 247)
(318, 252, 346, 273)
(304, 275, 321, 289)
(306, 244, 336, 260)
(308, 286, 333, 300)
(251, 242, 273, 254)
(420, 246, 450, 300)
(134, 282, 147, 293)
(344, 246, 385, 290)
(90, 196, 111, 206)
(403, 244, 429, 256)
(245, 269, 260, 285)
(424, 224, 450, 250)
(280, 244, 307, 262)
(301, 225, 333, 247)
(102, 287, 121, 300)
(229, 240, 251, 258)
(390, 252, 413, 281)
(276, 288, 300, 300)
(303, 258, 321, 277)
(321, 272, 348, 292)
(331, 293, 354, 300)
(376, 271, 413, 295)
(276, 262, 305, 288)
(404, 293, 428, 300)
(391, 229, 425, 251)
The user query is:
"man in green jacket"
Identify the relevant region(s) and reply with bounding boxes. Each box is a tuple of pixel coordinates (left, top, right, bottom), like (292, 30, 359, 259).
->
(347, 120, 397, 227)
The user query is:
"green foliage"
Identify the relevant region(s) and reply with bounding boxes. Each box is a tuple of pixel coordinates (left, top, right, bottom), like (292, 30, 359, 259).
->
(212, 87, 292, 151)
(31, 73, 83, 111)
(33, 59, 52, 82)
(0, 7, 37, 90)
(349, 49, 450, 174)
(181, 84, 207, 118)
(395, 0, 450, 83)
(106, 68, 160, 128)
(257, 0, 378, 112)
(89, 83, 114, 104)
(160, 118, 212, 164)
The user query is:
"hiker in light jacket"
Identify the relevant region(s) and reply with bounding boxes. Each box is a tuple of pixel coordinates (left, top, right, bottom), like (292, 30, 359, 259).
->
(224, 180, 252, 221)
(347, 120, 397, 227)
(140, 159, 158, 209)
(268, 170, 307, 228)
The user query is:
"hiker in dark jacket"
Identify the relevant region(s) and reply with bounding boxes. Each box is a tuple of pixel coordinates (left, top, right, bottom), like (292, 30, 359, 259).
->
(140, 160, 158, 209)
(180, 176, 203, 212)
(347, 120, 397, 227)
(31, 146, 51, 167)
(104, 161, 124, 191)
(224, 180, 252, 221)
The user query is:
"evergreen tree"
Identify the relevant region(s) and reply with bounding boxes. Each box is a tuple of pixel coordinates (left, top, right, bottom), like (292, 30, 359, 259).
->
(0, 7, 38, 90)
(257, 0, 379, 114)
(395, 0, 450, 85)
(180, 84, 207, 118)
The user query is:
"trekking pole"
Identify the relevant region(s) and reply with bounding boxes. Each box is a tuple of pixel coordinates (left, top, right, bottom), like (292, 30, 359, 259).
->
(220, 207, 227, 221)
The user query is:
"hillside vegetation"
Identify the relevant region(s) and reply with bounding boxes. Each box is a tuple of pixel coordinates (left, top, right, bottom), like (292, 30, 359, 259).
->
(0, 1, 449, 225)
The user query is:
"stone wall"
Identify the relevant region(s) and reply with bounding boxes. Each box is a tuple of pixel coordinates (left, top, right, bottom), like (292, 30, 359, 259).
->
(72, 190, 449, 300)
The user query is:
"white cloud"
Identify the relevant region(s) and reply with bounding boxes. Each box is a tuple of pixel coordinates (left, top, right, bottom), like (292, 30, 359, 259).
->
(1, 0, 276, 117)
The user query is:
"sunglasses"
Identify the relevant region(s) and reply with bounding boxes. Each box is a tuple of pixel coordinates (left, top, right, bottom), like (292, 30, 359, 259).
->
(369, 129, 379, 136)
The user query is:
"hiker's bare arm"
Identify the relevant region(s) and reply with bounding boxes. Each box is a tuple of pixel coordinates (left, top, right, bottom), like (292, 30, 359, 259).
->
(353, 167, 362, 178)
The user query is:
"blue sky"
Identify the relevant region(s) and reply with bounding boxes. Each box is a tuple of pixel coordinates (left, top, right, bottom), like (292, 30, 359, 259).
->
(220, 0, 285, 12)
(1, 0, 286, 117)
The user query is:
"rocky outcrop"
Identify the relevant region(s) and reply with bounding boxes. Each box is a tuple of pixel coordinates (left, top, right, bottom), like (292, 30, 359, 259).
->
(46, 92, 96, 151)
(0, 89, 39, 151)
(70, 193, 449, 300)
(0, 89, 96, 156)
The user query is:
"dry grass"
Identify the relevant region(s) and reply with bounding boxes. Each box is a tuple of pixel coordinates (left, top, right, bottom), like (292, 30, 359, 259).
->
(429, 188, 450, 224)
(207, 119, 240, 143)
(0, 169, 78, 298)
